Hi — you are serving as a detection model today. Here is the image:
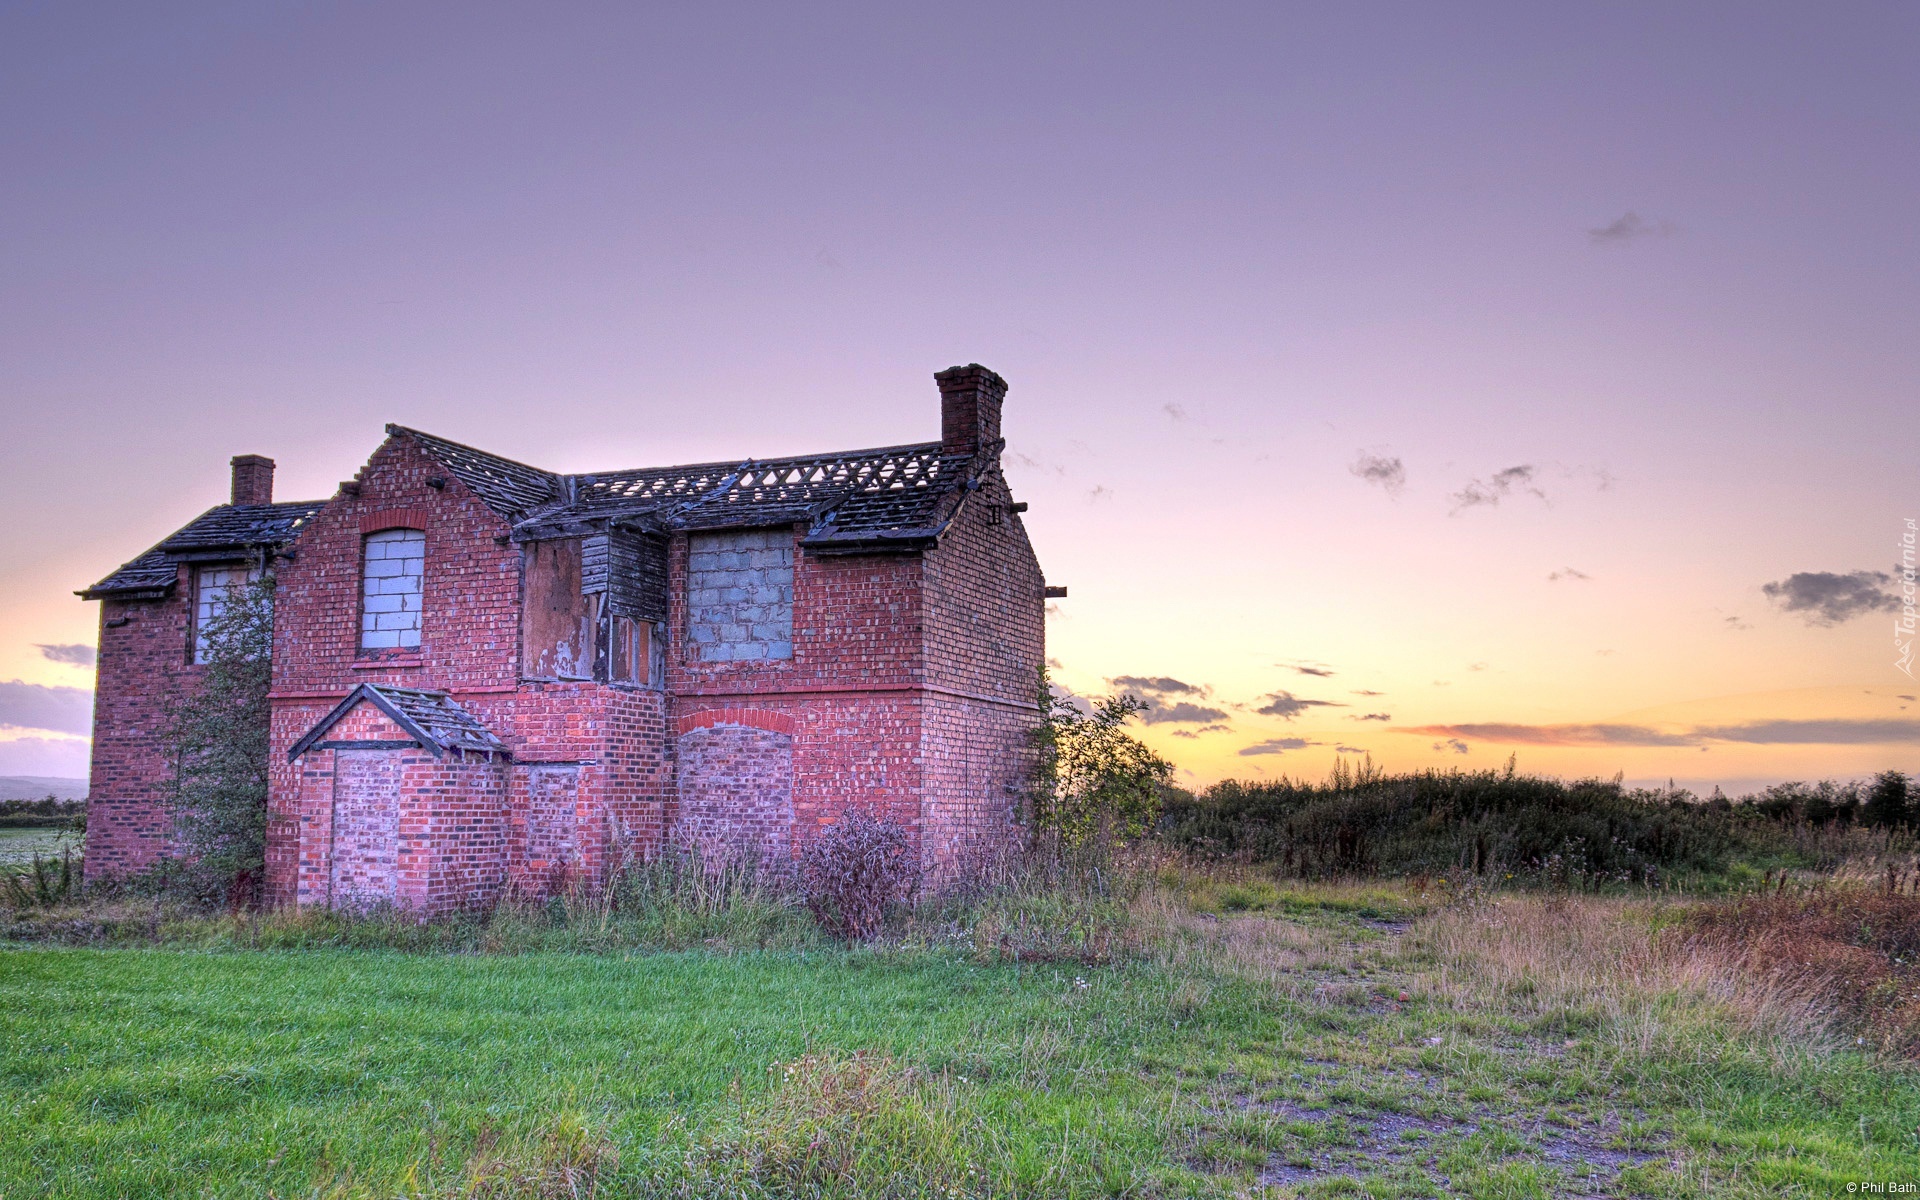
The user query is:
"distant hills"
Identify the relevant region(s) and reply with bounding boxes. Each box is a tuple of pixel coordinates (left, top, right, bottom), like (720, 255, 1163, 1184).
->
(0, 776, 88, 802)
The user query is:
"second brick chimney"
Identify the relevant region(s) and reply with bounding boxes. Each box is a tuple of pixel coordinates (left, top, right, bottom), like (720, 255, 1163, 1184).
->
(936, 364, 1008, 457)
(230, 455, 275, 506)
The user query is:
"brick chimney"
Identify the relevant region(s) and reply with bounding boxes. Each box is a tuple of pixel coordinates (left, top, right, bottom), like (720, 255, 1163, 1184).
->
(230, 455, 275, 506)
(936, 364, 1008, 457)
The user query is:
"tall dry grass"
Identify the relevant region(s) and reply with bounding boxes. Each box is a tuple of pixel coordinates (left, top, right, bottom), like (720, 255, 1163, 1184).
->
(1687, 880, 1920, 1056)
(1417, 894, 1848, 1067)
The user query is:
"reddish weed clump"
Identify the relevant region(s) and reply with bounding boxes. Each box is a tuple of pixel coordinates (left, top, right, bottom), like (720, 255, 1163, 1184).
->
(1689, 879, 1920, 1055)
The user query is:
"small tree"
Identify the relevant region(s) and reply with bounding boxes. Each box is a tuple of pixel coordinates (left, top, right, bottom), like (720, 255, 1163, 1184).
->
(168, 575, 275, 907)
(1864, 770, 1912, 829)
(1029, 668, 1173, 848)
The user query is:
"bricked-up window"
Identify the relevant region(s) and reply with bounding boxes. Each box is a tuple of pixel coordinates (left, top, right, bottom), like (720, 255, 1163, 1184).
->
(687, 530, 793, 662)
(360, 529, 426, 650)
(191, 564, 256, 664)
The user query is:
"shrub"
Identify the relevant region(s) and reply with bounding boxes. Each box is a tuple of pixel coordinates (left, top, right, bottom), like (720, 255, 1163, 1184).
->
(1029, 669, 1173, 848)
(1159, 757, 1771, 884)
(167, 575, 274, 908)
(1865, 770, 1914, 829)
(799, 812, 918, 941)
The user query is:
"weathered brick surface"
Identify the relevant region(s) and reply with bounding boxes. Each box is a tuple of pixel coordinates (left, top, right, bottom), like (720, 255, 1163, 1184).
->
(918, 465, 1047, 873)
(93, 368, 1047, 915)
(329, 748, 403, 909)
(675, 721, 794, 871)
(83, 573, 197, 883)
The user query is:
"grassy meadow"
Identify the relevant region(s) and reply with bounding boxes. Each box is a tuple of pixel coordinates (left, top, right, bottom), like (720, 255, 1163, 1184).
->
(6, 765, 1919, 1197)
(5, 873, 1919, 1198)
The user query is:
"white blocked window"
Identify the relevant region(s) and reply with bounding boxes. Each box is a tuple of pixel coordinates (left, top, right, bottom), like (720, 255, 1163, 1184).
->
(360, 529, 426, 650)
(192, 564, 256, 664)
(686, 530, 794, 662)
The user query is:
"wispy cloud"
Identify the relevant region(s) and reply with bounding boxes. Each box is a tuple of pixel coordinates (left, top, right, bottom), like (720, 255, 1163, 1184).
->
(1349, 452, 1406, 497)
(1141, 701, 1231, 725)
(1547, 568, 1590, 583)
(0, 681, 94, 736)
(1111, 676, 1205, 696)
(36, 644, 94, 667)
(1109, 675, 1227, 725)
(1240, 737, 1318, 756)
(1762, 570, 1902, 626)
(1351, 689, 1384, 697)
(1256, 690, 1346, 720)
(1433, 739, 1470, 755)
(1400, 719, 1920, 748)
(1450, 465, 1546, 514)
(1588, 212, 1676, 244)
(1163, 403, 1187, 422)
(1350, 712, 1391, 722)
(1696, 719, 1920, 746)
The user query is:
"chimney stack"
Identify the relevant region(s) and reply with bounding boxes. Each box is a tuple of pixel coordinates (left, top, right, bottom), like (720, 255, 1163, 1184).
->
(936, 364, 1008, 457)
(230, 455, 275, 506)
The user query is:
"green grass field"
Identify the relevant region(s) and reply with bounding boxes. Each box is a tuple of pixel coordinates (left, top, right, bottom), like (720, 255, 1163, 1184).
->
(5, 888, 1918, 1198)
(0, 826, 78, 867)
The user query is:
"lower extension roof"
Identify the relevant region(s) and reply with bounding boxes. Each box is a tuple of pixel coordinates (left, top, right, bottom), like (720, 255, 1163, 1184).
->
(80, 501, 327, 600)
(287, 684, 508, 760)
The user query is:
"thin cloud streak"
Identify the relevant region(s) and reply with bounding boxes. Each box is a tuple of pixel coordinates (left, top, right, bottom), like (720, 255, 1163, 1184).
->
(1398, 719, 1920, 748)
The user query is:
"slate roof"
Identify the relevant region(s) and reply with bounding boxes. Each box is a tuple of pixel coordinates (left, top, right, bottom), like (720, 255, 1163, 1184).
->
(87, 419, 994, 601)
(386, 426, 558, 522)
(287, 684, 508, 760)
(499, 439, 990, 553)
(81, 500, 327, 599)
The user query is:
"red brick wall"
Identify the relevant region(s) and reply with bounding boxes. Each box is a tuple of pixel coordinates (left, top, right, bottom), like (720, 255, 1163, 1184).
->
(270, 435, 522, 696)
(667, 528, 931, 865)
(917, 466, 1047, 872)
(83, 569, 199, 883)
(675, 719, 794, 872)
(286, 697, 511, 917)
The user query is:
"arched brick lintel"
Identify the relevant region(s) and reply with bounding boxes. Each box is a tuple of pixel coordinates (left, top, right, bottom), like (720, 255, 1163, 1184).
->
(360, 507, 431, 534)
(676, 708, 796, 737)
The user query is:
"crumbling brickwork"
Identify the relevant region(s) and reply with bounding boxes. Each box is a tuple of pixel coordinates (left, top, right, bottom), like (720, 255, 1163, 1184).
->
(86, 364, 1047, 917)
(675, 716, 795, 871)
(83, 578, 196, 884)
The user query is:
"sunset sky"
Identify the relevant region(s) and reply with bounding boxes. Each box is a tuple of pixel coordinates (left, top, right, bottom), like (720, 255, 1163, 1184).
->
(2, 2, 1914, 793)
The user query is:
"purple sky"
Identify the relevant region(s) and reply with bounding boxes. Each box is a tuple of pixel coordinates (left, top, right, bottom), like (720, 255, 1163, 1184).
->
(2, 2, 1915, 787)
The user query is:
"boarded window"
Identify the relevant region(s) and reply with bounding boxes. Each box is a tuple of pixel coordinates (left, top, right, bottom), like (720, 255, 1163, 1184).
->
(686, 530, 794, 662)
(191, 563, 255, 664)
(522, 538, 597, 679)
(360, 529, 425, 650)
(610, 616, 653, 685)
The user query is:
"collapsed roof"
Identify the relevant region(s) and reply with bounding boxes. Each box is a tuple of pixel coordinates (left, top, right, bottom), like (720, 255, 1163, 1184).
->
(388, 424, 993, 555)
(82, 398, 1001, 597)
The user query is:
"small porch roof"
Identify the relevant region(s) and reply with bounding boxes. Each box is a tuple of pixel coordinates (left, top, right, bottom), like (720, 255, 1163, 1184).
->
(287, 684, 509, 761)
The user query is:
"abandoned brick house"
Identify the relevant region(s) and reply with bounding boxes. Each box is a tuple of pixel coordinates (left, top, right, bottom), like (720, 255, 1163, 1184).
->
(80, 365, 1049, 914)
